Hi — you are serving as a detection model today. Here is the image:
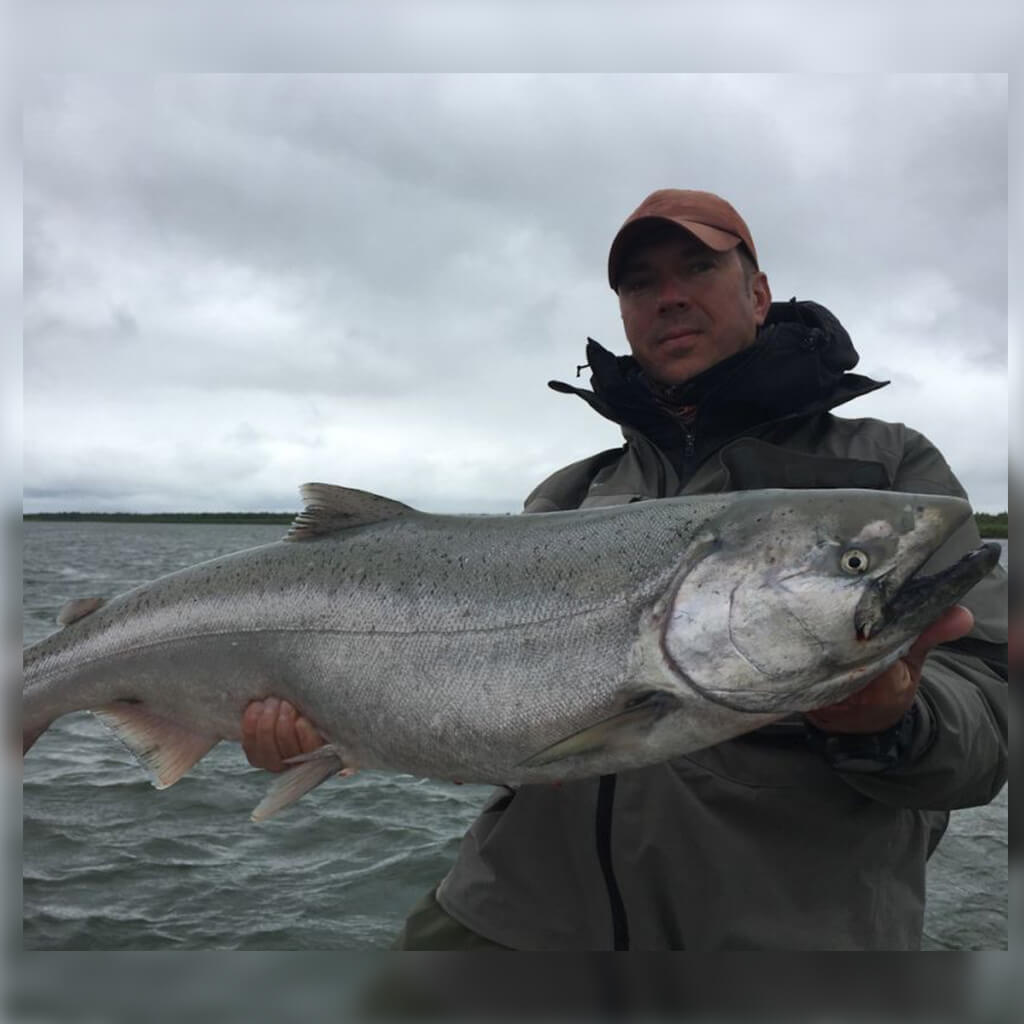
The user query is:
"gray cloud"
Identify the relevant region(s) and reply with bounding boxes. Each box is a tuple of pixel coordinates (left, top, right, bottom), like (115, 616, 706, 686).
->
(19, 3, 1022, 73)
(23, 74, 1008, 514)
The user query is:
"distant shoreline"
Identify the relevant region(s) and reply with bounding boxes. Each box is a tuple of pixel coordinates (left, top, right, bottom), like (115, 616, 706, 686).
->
(22, 510, 1010, 538)
(23, 512, 296, 524)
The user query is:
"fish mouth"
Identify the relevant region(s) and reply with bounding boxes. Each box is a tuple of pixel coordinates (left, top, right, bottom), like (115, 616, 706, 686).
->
(855, 542, 1002, 641)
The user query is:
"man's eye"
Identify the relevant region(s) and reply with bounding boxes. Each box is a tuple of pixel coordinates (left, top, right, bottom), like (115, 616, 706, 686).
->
(621, 276, 652, 293)
(688, 260, 714, 274)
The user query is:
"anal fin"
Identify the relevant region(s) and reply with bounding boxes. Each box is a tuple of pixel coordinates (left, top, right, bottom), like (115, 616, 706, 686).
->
(93, 703, 220, 789)
(250, 746, 349, 822)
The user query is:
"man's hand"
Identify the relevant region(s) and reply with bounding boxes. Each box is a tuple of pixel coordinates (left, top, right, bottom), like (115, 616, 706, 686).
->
(240, 697, 325, 772)
(805, 605, 974, 734)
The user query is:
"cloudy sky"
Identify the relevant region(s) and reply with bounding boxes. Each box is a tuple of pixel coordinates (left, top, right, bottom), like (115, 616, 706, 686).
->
(23, 73, 1008, 514)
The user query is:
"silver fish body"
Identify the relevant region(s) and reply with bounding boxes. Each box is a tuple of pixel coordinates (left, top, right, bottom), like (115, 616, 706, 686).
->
(22, 484, 999, 819)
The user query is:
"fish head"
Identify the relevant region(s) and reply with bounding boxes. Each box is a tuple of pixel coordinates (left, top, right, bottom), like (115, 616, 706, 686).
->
(659, 488, 1000, 713)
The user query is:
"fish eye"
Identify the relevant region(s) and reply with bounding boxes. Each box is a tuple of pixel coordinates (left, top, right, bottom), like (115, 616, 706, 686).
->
(840, 548, 870, 574)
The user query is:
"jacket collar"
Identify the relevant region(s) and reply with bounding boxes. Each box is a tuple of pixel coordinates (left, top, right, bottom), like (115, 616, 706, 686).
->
(549, 299, 888, 448)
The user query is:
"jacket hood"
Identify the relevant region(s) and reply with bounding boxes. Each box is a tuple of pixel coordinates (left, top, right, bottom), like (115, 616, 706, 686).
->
(549, 298, 888, 450)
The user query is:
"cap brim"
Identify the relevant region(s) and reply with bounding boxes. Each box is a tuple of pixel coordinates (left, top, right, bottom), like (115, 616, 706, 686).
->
(608, 216, 742, 288)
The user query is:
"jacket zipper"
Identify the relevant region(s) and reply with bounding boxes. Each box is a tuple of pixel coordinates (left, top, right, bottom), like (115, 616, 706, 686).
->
(593, 423, 694, 952)
(681, 424, 697, 480)
(596, 774, 629, 949)
(683, 424, 696, 457)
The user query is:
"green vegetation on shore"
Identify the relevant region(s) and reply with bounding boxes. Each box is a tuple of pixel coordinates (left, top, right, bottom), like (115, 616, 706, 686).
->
(974, 512, 1008, 539)
(23, 509, 1010, 537)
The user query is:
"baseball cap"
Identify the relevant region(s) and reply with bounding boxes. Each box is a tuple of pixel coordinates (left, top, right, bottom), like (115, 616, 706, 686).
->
(607, 189, 758, 289)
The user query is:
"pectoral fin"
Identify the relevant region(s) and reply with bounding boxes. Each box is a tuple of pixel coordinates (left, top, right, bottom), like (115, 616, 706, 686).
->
(519, 691, 676, 769)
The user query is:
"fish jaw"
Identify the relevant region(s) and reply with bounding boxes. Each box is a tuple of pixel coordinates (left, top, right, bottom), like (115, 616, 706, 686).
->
(854, 540, 1002, 641)
(657, 489, 987, 714)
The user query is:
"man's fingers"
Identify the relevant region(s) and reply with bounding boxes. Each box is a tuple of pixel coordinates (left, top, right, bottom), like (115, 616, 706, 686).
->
(241, 700, 263, 740)
(274, 700, 301, 761)
(241, 698, 325, 771)
(807, 607, 972, 735)
(296, 716, 325, 754)
(904, 605, 974, 674)
(240, 701, 265, 767)
(255, 697, 284, 771)
(272, 702, 325, 759)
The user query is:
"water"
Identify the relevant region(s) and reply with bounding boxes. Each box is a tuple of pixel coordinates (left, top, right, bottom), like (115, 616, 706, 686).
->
(21, 524, 1008, 950)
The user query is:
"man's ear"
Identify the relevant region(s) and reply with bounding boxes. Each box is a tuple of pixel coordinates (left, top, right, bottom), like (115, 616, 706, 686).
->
(752, 271, 772, 325)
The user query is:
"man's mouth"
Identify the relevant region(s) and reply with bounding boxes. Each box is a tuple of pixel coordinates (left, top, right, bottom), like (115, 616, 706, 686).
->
(659, 328, 700, 344)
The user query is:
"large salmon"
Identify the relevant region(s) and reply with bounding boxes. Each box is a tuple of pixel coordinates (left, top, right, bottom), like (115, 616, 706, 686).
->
(22, 484, 1000, 820)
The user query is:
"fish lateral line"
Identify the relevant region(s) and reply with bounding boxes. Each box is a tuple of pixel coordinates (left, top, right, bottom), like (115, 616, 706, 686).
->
(25, 601, 642, 684)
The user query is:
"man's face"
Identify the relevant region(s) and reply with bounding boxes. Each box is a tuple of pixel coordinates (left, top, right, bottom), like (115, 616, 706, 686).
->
(616, 229, 772, 387)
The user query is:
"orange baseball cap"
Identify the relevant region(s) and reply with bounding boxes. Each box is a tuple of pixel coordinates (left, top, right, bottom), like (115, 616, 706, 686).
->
(607, 189, 758, 289)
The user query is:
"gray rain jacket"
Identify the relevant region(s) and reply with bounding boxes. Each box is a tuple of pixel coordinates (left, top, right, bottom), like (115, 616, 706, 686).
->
(436, 300, 1008, 950)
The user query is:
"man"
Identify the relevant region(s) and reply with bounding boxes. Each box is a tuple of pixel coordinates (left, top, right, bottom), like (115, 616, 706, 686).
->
(242, 190, 1008, 950)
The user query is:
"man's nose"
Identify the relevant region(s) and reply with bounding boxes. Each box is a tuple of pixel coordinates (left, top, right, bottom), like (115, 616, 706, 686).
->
(655, 273, 690, 310)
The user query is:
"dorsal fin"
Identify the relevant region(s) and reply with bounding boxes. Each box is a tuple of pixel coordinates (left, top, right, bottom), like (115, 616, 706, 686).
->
(57, 596, 107, 626)
(285, 483, 415, 541)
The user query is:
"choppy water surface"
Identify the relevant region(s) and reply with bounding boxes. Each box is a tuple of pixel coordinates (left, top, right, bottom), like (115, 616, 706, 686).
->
(22, 523, 1008, 949)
